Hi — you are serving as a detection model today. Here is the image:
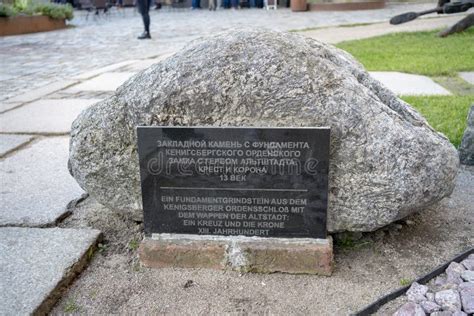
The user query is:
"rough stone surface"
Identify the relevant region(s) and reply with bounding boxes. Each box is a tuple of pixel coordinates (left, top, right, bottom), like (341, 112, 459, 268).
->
(459, 282, 474, 314)
(68, 30, 459, 232)
(139, 234, 333, 275)
(0, 227, 101, 315)
(369, 71, 452, 96)
(0, 137, 84, 227)
(420, 300, 441, 313)
(461, 271, 474, 282)
(427, 292, 435, 301)
(0, 99, 101, 134)
(461, 259, 474, 270)
(447, 262, 466, 285)
(393, 302, 425, 316)
(431, 312, 455, 316)
(435, 289, 462, 311)
(459, 105, 474, 166)
(407, 282, 429, 302)
(0, 134, 34, 157)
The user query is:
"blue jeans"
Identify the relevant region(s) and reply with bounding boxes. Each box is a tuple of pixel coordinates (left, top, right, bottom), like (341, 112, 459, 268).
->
(192, 0, 200, 8)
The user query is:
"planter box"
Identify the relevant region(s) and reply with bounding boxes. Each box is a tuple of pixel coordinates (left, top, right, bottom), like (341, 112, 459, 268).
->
(291, 0, 308, 11)
(309, 0, 385, 11)
(0, 15, 66, 37)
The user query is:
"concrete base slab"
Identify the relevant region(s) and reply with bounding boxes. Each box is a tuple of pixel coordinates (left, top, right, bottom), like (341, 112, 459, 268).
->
(0, 99, 100, 134)
(369, 71, 451, 96)
(459, 72, 474, 85)
(140, 234, 333, 275)
(0, 137, 84, 227)
(0, 134, 34, 157)
(67, 72, 136, 92)
(0, 227, 101, 315)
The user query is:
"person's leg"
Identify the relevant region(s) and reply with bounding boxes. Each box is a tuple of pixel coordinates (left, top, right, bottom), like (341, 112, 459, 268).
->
(144, 0, 151, 32)
(137, 0, 152, 38)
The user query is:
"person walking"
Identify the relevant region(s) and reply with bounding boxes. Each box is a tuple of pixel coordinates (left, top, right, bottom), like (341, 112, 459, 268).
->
(137, 0, 152, 39)
(209, 0, 216, 10)
(192, 0, 201, 9)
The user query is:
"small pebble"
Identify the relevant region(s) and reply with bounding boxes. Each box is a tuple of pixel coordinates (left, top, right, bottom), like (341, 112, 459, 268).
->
(461, 259, 474, 271)
(435, 289, 462, 312)
(426, 292, 435, 301)
(420, 300, 441, 313)
(459, 281, 474, 314)
(393, 302, 425, 316)
(447, 262, 467, 276)
(435, 275, 448, 286)
(431, 311, 453, 316)
(406, 282, 429, 302)
(446, 262, 466, 285)
(461, 270, 474, 282)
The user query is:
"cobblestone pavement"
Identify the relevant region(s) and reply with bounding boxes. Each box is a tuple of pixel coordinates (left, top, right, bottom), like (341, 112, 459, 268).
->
(0, 3, 437, 102)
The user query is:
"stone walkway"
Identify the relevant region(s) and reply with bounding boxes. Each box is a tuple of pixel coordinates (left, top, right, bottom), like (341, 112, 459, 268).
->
(0, 2, 447, 103)
(303, 14, 466, 43)
(0, 4, 472, 314)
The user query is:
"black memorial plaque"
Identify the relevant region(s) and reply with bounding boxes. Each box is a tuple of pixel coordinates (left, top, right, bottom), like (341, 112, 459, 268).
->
(137, 127, 330, 238)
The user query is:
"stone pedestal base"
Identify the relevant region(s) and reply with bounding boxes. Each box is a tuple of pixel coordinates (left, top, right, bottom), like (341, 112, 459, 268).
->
(139, 234, 333, 275)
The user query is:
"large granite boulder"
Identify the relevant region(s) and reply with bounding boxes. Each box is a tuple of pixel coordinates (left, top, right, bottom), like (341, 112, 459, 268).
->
(69, 30, 459, 232)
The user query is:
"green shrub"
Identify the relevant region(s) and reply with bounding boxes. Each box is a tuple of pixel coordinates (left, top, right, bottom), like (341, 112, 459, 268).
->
(34, 3, 74, 20)
(0, 3, 18, 17)
(13, 0, 31, 11)
(1, 2, 73, 20)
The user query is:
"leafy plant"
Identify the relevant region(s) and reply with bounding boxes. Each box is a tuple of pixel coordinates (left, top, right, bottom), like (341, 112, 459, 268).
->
(64, 299, 81, 313)
(0, 1, 74, 20)
(13, 0, 31, 11)
(0, 3, 18, 17)
(128, 238, 139, 251)
(34, 3, 74, 20)
(400, 278, 411, 286)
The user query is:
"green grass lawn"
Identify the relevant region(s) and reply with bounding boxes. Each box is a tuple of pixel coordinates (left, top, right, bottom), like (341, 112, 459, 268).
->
(401, 96, 473, 147)
(335, 29, 473, 147)
(337, 28, 474, 77)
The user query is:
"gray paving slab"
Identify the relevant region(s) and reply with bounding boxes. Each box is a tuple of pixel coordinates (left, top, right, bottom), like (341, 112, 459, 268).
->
(0, 99, 101, 134)
(5, 80, 78, 103)
(459, 72, 474, 85)
(0, 134, 34, 157)
(0, 227, 101, 315)
(66, 72, 136, 92)
(72, 60, 139, 80)
(369, 71, 452, 96)
(0, 137, 84, 227)
(125, 53, 175, 71)
(303, 15, 466, 44)
(0, 101, 22, 114)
